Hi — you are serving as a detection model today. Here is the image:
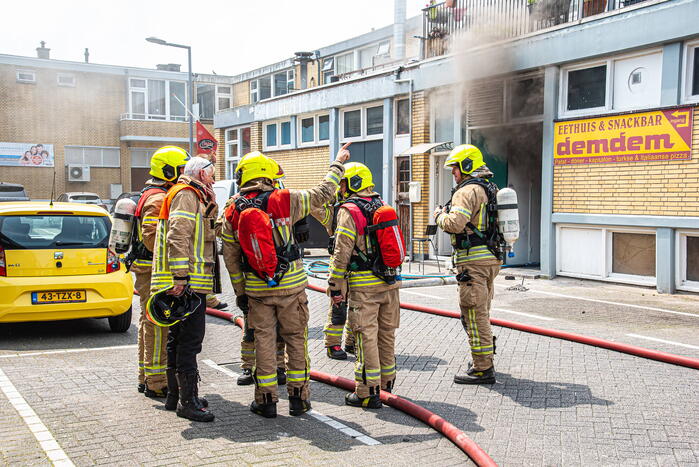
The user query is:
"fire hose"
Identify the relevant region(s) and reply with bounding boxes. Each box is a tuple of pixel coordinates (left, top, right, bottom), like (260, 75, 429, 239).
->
(204, 307, 497, 467)
(305, 284, 699, 371)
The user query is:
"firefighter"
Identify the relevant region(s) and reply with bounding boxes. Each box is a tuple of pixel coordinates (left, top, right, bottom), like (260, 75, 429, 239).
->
(433, 144, 501, 385)
(132, 146, 189, 398)
(311, 199, 356, 360)
(222, 146, 349, 418)
(328, 162, 401, 409)
(150, 156, 220, 422)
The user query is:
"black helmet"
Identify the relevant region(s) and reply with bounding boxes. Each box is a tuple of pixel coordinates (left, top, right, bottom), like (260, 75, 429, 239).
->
(146, 286, 202, 327)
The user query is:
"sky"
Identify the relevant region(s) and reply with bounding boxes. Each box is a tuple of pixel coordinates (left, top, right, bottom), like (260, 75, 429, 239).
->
(2, 0, 425, 76)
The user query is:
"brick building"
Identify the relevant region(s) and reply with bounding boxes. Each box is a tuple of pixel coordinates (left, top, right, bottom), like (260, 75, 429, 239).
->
(215, 0, 699, 294)
(0, 45, 231, 200)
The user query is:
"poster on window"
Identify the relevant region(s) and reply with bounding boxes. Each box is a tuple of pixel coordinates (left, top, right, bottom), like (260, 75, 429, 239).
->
(554, 107, 694, 165)
(0, 142, 55, 167)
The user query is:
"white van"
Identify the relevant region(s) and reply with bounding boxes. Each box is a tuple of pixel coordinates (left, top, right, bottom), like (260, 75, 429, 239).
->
(213, 179, 237, 215)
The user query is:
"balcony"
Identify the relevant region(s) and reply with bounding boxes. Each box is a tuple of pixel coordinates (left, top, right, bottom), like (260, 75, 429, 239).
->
(422, 0, 651, 58)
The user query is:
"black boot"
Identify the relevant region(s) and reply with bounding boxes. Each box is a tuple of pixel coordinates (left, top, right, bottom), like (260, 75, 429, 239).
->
(277, 368, 287, 386)
(344, 344, 355, 355)
(250, 393, 276, 418)
(327, 345, 347, 360)
(165, 369, 178, 411)
(345, 392, 382, 409)
(138, 383, 145, 393)
(144, 381, 167, 399)
(383, 380, 394, 394)
(212, 301, 228, 310)
(237, 368, 254, 386)
(192, 371, 209, 409)
(176, 372, 214, 422)
(454, 366, 495, 385)
(289, 397, 312, 416)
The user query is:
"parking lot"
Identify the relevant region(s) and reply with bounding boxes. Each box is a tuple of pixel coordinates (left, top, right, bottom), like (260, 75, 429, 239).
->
(1, 265, 698, 466)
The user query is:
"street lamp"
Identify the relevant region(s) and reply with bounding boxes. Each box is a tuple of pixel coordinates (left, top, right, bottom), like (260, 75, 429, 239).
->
(146, 36, 194, 156)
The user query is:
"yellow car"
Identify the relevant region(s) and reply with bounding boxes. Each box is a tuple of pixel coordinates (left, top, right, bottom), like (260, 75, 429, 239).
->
(0, 202, 133, 332)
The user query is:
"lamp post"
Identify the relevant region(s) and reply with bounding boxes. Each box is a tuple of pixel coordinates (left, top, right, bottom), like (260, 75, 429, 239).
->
(146, 36, 194, 156)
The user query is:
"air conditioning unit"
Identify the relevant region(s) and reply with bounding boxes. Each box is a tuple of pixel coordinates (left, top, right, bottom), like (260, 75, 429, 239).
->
(68, 164, 90, 182)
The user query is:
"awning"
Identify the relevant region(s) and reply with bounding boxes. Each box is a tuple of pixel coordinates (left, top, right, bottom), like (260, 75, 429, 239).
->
(400, 141, 453, 156)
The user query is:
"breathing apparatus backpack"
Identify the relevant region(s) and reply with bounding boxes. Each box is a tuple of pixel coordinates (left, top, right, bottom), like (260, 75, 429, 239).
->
(447, 178, 506, 261)
(121, 185, 168, 270)
(225, 189, 301, 287)
(331, 195, 406, 285)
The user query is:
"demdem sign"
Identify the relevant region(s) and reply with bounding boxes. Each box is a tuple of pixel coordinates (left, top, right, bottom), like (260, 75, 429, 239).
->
(554, 107, 693, 165)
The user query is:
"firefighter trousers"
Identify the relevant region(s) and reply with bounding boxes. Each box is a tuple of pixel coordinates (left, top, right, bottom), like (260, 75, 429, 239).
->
(241, 312, 287, 370)
(348, 288, 400, 398)
(456, 263, 500, 371)
(323, 302, 356, 348)
(247, 290, 310, 404)
(166, 293, 206, 374)
(134, 269, 167, 390)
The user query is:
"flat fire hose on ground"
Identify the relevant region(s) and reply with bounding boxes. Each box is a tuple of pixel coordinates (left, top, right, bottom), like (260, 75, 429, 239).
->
(305, 284, 699, 371)
(204, 307, 497, 467)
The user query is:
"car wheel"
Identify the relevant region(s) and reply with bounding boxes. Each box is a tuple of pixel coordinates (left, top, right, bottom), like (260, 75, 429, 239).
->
(108, 306, 132, 333)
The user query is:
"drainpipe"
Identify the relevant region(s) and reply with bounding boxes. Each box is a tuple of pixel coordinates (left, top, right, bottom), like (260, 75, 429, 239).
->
(395, 73, 414, 258)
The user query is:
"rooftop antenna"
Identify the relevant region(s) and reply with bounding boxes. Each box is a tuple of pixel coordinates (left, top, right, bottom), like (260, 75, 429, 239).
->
(49, 166, 56, 207)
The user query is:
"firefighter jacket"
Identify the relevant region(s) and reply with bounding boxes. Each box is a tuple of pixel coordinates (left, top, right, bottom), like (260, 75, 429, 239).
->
(328, 190, 401, 294)
(311, 201, 335, 235)
(131, 179, 169, 274)
(222, 161, 345, 298)
(435, 175, 501, 266)
(151, 175, 220, 294)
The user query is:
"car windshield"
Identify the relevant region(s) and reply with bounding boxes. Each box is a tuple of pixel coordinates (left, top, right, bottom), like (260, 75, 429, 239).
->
(0, 215, 110, 249)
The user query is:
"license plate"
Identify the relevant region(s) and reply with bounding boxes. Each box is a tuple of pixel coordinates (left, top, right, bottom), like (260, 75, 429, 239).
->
(31, 290, 87, 304)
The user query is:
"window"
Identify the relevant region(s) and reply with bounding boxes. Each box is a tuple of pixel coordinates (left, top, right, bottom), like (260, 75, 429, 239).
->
(274, 73, 288, 96)
(130, 148, 157, 168)
(217, 86, 232, 111)
(128, 78, 187, 121)
(359, 41, 390, 69)
(0, 215, 109, 250)
(343, 110, 361, 138)
(224, 127, 250, 179)
(301, 117, 314, 143)
(16, 69, 35, 83)
(250, 80, 259, 104)
(57, 73, 75, 87)
(611, 232, 656, 277)
(508, 76, 544, 119)
(196, 84, 215, 119)
(366, 106, 383, 135)
(318, 115, 330, 141)
(683, 41, 699, 102)
(266, 124, 277, 147)
(259, 76, 272, 100)
(264, 120, 292, 150)
(396, 99, 410, 135)
(65, 146, 120, 167)
(693, 47, 699, 97)
(322, 58, 334, 84)
(148, 80, 166, 119)
(335, 52, 355, 75)
(566, 65, 607, 111)
(298, 114, 330, 146)
(433, 99, 453, 143)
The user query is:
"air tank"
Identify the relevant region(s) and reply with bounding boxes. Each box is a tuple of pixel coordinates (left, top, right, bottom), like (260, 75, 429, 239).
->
(109, 198, 137, 254)
(496, 187, 519, 255)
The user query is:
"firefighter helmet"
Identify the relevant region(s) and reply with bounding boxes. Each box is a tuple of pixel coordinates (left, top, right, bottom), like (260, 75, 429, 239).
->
(235, 151, 283, 187)
(444, 144, 484, 175)
(150, 146, 191, 182)
(343, 162, 374, 193)
(145, 286, 203, 327)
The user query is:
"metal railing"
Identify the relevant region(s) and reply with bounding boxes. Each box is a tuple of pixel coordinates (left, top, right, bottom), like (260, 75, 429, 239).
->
(422, 0, 651, 58)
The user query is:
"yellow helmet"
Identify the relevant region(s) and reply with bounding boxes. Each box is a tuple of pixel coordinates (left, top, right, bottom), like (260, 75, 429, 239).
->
(150, 146, 190, 182)
(235, 151, 282, 187)
(444, 144, 484, 175)
(343, 162, 374, 193)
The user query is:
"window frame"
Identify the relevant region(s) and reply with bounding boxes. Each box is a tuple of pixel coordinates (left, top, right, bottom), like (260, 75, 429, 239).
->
(297, 113, 331, 147)
(64, 145, 121, 168)
(251, 69, 296, 103)
(605, 227, 657, 284)
(128, 78, 188, 121)
(250, 80, 259, 104)
(16, 69, 36, 84)
(682, 39, 699, 104)
(395, 98, 411, 136)
(57, 73, 76, 87)
(340, 103, 384, 143)
(216, 85, 232, 111)
(675, 230, 699, 292)
(559, 59, 612, 118)
(224, 126, 250, 179)
(263, 119, 293, 151)
(130, 148, 158, 168)
(505, 72, 545, 123)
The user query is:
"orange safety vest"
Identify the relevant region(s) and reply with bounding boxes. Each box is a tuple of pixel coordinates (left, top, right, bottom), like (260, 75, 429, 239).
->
(158, 183, 205, 220)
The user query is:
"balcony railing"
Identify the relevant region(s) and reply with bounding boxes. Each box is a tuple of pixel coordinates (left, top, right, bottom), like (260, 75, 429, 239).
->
(422, 0, 650, 58)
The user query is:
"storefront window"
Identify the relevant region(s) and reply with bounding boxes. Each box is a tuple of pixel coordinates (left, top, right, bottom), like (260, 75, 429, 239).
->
(567, 65, 607, 111)
(612, 232, 656, 277)
(687, 236, 699, 282)
(343, 110, 361, 138)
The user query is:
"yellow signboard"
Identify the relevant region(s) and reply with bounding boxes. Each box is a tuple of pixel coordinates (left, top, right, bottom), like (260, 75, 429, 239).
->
(554, 107, 693, 165)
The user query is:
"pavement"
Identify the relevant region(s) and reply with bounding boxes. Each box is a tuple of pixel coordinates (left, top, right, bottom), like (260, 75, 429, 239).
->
(0, 258, 698, 466)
